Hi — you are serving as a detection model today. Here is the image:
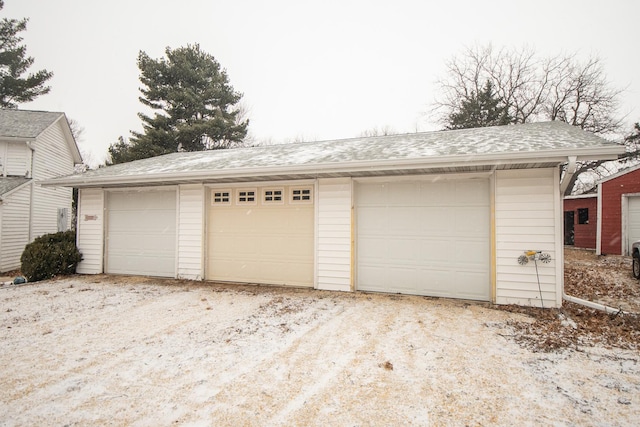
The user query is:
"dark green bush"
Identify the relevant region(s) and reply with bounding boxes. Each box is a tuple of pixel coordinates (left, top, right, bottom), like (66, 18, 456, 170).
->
(20, 230, 83, 282)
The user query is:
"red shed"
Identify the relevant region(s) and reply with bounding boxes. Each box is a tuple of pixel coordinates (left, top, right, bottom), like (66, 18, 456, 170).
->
(597, 164, 640, 255)
(563, 194, 597, 249)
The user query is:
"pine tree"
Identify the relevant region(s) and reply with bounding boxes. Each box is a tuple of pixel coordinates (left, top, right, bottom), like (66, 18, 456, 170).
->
(109, 44, 248, 163)
(446, 80, 512, 130)
(0, 0, 53, 108)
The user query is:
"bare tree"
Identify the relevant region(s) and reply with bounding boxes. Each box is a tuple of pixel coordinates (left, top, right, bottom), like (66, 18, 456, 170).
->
(432, 44, 624, 135)
(432, 44, 626, 194)
(359, 125, 397, 137)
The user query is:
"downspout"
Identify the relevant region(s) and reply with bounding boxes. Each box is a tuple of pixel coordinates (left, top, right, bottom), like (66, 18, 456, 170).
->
(562, 292, 629, 315)
(559, 156, 577, 195)
(26, 142, 35, 241)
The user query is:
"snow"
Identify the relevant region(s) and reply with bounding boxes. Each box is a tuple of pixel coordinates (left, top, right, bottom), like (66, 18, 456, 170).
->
(1, 276, 638, 425)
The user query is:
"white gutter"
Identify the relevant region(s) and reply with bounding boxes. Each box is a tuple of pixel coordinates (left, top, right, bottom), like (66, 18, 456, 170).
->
(41, 145, 623, 188)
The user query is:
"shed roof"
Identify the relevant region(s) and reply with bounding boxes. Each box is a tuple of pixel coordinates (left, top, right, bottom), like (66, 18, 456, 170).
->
(44, 121, 624, 188)
(598, 162, 640, 185)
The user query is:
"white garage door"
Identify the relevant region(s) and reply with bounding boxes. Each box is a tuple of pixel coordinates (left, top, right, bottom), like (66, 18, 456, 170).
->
(628, 196, 640, 255)
(356, 178, 491, 301)
(106, 190, 177, 277)
(207, 185, 314, 286)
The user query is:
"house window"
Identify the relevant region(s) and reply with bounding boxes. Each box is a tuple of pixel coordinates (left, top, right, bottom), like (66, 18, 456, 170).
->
(237, 189, 257, 204)
(578, 208, 589, 224)
(291, 187, 312, 203)
(263, 188, 284, 204)
(212, 190, 231, 205)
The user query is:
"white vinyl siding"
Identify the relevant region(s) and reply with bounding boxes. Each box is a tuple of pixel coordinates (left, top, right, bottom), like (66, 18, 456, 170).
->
(76, 188, 104, 274)
(495, 168, 561, 308)
(30, 120, 75, 239)
(0, 183, 32, 271)
(316, 178, 352, 291)
(177, 184, 204, 280)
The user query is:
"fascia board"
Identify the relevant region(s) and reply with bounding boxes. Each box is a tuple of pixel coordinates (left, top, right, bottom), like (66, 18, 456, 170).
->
(40, 145, 624, 188)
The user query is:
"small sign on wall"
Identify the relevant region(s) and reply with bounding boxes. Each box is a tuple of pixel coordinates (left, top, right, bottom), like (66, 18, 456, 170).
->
(84, 214, 98, 221)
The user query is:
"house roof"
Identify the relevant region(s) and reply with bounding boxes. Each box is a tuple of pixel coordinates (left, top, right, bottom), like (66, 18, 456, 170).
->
(43, 121, 625, 188)
(0, 109, 65, 139)
(0, 177, 30, 198)
(0, 109, 83, 164)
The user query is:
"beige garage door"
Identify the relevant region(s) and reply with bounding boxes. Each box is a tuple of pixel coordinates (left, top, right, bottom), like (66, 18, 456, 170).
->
(207, 185, 314, 286)
(106, 189, 176, 277)
(356, 177, 491, 301)
(628, 196, 640, 254)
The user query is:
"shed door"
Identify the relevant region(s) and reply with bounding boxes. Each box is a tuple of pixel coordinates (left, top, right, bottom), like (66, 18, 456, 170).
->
(106, 190, 176, 277)
(207, 186, 314, 286)
(628, 196, 640, 254)
(356, 178, 491, 301)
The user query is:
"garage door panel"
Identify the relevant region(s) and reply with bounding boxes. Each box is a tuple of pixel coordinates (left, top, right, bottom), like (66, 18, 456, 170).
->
(455, 239, 490, 266)
(421, 207, 454, 233)
(207, 185, 314, 287)
(357, 183, 387, 204)
(357, 206, 387, 231)
(420, 239, 455, 263)
(388, 182, 420, 204)
(629, 197, 640, 254)
(456, 180, 489, 205)
(419, 181, 454, 205)
(106, 190, 176, 277)
(357, 178, 490, 301)
(455, 208, 490, 235)
(357, 264, 389, 291)
(109, 210, 176, 232)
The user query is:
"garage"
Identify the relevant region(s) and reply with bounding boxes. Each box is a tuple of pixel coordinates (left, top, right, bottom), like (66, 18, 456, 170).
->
(356, 177, 491, 301)
(628, 196, 640, 254)
(105, 189, 177, 277)
(206, 185, 314, 286)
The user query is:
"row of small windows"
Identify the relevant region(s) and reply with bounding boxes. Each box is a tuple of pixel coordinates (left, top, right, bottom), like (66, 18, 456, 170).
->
(212, 187, 312, 205)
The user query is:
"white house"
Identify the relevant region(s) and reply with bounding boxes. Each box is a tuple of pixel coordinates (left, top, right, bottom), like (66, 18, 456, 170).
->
(0, 109, 82, 272)
(44, 121, 623, 308)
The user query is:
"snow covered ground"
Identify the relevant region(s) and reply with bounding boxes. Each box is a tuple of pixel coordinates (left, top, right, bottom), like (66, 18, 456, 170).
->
(1, 276, 638, 426)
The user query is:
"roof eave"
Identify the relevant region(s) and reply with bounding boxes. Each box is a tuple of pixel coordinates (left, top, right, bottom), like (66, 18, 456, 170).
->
(42, 146, 622, 189)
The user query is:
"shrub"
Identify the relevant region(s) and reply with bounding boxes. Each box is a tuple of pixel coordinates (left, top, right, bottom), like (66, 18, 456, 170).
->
(20, 230, 83, 282)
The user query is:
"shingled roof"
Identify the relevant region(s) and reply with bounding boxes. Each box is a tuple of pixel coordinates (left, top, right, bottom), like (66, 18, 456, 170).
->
(0, 110, 65, 139)
(0, 177, 30, 197)
(43, 121, 624, 188)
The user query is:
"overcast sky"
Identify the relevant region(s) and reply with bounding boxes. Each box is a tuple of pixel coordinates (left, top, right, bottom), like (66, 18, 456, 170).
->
(4, 0, 640, 166)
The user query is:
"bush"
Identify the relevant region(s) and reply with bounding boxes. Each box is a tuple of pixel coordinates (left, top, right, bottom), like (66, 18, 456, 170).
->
(20, 230, 83, 282)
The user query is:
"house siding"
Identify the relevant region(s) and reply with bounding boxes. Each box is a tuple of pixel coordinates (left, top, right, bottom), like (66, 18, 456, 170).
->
(177, 184, 204, 280)
(30, 120, 74, 239)
(76, 188, 104, 274)
(563, 197, 597, 249)
(316, 178, 352, 291)
(599, 168, 640, 255)
(0, 183, 32, 271)
(495, 168, 561, 308)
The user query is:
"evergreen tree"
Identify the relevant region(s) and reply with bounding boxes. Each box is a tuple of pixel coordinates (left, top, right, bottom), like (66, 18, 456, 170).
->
(0, 0, 53, 108)
(446, 80, 512, 130)
(109, 44, 248, 163)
